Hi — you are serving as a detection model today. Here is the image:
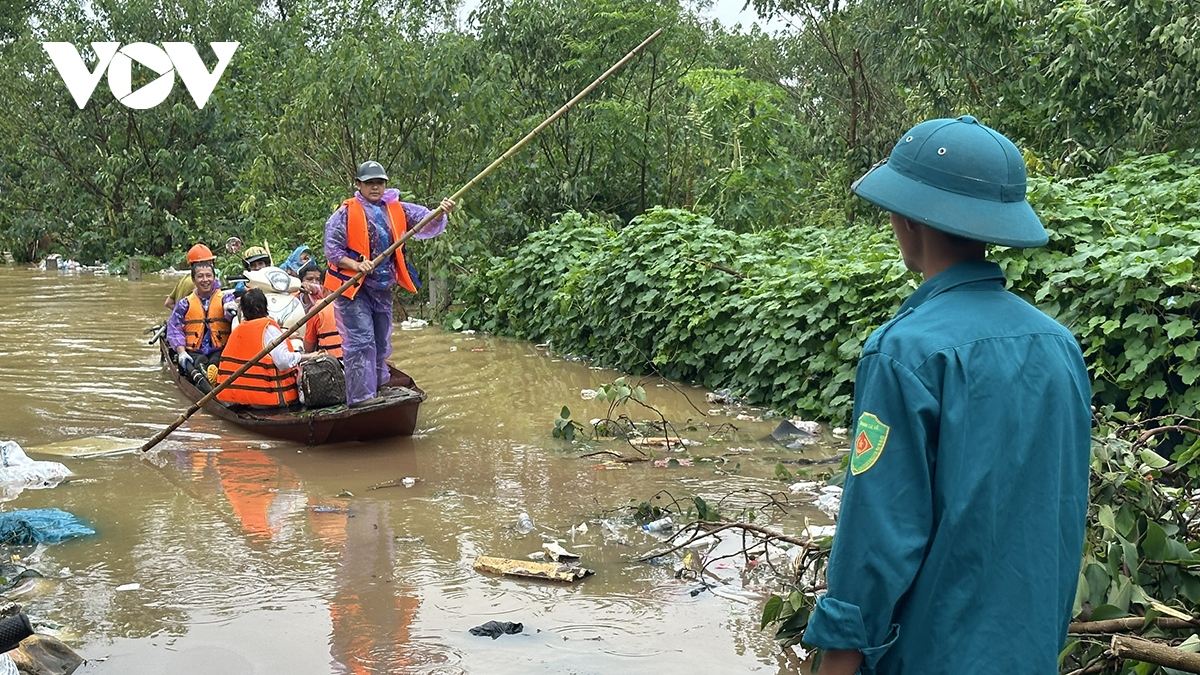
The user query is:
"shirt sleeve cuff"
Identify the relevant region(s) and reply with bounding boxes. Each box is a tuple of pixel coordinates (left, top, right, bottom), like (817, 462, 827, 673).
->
(803, 596, 899, 672)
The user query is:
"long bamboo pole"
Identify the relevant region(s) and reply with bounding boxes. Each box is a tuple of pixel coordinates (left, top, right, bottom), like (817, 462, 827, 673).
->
(141, 29, 663, 453)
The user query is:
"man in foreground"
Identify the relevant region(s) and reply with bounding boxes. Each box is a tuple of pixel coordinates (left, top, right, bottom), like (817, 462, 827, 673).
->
(803, 115, 1093, 674)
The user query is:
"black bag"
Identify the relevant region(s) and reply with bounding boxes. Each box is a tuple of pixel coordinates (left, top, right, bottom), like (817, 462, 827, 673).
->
(298, 355, 346, 408)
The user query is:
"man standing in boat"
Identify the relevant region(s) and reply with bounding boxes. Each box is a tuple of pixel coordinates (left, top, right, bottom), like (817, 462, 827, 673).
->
(167, 255, 238, 388)
(323, 160, 455, 407)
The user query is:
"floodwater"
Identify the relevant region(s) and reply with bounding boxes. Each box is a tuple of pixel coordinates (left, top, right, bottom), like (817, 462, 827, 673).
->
(0, 266, 838, 674)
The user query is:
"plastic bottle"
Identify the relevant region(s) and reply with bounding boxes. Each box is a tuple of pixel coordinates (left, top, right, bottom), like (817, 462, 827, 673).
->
(516, 512, 535, 534)
(641, 516, 674, 532)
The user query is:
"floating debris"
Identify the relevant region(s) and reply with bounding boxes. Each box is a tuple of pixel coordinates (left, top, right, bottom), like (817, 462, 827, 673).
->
(469, 620, 523, 639)
(789, 419, 822, 435)
(592, 462, 628, 470)
(542, 541, 580, 561)
(473, 555, 594, 582)
(706, 388, 739, 405)
(652, 458, 694, 468)
(815, 486, 842, 519)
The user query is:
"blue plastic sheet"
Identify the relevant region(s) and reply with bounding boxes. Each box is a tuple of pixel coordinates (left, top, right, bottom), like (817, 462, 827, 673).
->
(0, 509, 95, 545)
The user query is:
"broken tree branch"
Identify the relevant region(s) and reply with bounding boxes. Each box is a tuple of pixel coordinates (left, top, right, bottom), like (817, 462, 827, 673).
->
(1111, 634, 1200, 673)
(637, 520, 814, 562)
(1071, 617, 1200, 633)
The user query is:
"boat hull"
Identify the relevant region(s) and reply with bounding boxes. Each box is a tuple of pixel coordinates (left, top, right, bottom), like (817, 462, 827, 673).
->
(158, 338, 424, 444)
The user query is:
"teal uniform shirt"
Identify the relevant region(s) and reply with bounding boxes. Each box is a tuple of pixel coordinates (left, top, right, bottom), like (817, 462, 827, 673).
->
(803, 260, 1092, 674)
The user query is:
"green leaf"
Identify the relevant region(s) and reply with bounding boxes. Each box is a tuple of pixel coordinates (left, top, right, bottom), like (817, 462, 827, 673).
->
(1180, 363, 1200, 386)
(761, 595, 784, 629)
(1180, 573, 1200, 604)
(1088, 604, 1129, 621)
(1097, 504, 1116, 532)
(1115, 506, 1137, 538)
(1139, 449, 1169, 469)
(1073, 571, 1089, 618)
(1142, 521, 1169, 560)
(1120, 537, 1140, 579)
(560, 406, 571, 420)
(1176, 342, 1200, 361)
(1110, 576, 1134, 613)
(1084, 562, 1110, 608)
(1165, 317, 1195, 340)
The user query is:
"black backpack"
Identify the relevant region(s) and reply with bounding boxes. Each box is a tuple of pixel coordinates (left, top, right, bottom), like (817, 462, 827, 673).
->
(298, 355, 346, 408)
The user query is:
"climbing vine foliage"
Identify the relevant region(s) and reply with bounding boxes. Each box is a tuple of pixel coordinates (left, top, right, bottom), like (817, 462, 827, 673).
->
(455, 152, 1200, 424)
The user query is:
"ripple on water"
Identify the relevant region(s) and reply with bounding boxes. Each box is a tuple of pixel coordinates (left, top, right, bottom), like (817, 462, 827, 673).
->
(340, 638, 465, 675)
(157, 569, 321, 618)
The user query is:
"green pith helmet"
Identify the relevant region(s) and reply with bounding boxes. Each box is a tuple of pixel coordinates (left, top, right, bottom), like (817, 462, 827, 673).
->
(241, 245, 271, 269)
(356, 160, 388, 182)
(851, 115, 1048, 248)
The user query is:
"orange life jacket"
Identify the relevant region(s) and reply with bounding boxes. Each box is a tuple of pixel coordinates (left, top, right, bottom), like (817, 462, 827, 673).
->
(314, 303, 343, 358)
(183, 291, 231, 351)
(324, 198, 418, 299)
(216, 317, 299, 407)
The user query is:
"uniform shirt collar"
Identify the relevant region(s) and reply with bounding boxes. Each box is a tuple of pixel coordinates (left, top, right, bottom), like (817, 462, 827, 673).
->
(899, 260, 1005, 313)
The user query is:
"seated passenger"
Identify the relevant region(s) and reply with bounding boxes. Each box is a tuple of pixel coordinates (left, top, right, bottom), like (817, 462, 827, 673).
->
(163, 244, 216, 309)
(217, 289, 321, 407)
(242, 246, 272, 273)
(228, 246, 274, 297)
(280, 245, 313, 276)
(298, 263, 343, 359)
(167, 259, 236, 385)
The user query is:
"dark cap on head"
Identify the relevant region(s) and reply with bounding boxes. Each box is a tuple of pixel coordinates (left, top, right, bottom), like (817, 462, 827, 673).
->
(356, 161, 388, 182)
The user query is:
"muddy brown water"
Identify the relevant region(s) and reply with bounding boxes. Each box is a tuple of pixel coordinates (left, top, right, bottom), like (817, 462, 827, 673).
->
(0, 266, 838, 674)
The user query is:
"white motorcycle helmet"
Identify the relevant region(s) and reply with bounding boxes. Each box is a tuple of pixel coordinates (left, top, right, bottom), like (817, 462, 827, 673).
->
(241, 266, 306, 331)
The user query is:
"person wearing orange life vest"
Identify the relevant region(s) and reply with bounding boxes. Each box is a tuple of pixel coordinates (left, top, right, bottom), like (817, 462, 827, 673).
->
(163, 243, 218, 309)
(298, 262, 343, 358)
(167, 256, 236, 382)
(216, 289, 323, 407)
(323, 160, 454, 407)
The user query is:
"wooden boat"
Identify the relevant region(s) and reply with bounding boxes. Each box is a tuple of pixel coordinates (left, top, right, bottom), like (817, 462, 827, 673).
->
(156, 335, 425, 444)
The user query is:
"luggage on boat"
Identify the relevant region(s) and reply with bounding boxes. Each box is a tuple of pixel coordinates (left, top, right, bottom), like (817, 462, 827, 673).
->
(298, 354, 345, 408)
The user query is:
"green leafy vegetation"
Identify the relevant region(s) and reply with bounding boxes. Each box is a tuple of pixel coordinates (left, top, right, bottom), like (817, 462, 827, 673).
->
(456, 153, 1200, 424)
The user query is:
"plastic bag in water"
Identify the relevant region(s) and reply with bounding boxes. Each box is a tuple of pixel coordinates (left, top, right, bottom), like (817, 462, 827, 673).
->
(0, 442, 71, 498)
(0, 509, 95, 545)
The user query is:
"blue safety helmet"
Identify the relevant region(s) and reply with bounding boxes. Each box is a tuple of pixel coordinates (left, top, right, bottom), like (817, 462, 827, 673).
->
(851, 115, 1048, 248)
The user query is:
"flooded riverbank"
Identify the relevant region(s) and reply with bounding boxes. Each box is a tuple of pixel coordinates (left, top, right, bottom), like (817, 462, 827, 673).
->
(0, 266, 838, 674)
